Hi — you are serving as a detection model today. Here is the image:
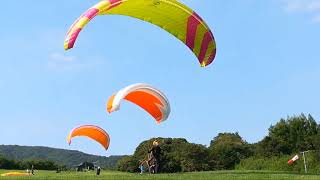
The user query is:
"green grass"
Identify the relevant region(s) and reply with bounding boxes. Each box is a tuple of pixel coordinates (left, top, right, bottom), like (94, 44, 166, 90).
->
(0, 170, 319, 180)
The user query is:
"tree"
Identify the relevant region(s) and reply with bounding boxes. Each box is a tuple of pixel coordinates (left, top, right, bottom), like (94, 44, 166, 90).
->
(116, 156, 139, 172)
(255, 114, 319, 156)
(0, 157, 18, 169)
(209, 133, 252, 170)
(117, 138, 210, 173)
(179, 143, 210, 172)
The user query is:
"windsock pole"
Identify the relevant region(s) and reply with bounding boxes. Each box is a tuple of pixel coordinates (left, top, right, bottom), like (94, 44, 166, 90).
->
(301, 150, 309, 173)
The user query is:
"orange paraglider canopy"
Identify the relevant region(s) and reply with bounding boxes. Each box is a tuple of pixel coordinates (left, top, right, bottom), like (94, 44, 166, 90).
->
(124, 90, 164, 122)
(67, 125, 110, 150)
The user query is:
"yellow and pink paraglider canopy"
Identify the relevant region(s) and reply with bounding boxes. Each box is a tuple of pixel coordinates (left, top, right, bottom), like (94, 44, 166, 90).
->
(64, 0, 216, 67)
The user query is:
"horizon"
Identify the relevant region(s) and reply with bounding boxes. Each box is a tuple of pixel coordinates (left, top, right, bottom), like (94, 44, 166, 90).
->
(0, 113, 318, 157)
(1, 0, 319, 157)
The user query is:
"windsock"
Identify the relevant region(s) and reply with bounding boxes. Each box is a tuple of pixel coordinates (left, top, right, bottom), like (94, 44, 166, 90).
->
(287, 155, 299, 165)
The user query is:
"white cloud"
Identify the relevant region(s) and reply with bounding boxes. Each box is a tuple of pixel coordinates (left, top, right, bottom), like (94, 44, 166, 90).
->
(283, 0, 320, 23)
(48, 52, 107, 71)
(284, 0, 320, 12)
(48, 52, 80, 71)
(49, 52, 75, 62)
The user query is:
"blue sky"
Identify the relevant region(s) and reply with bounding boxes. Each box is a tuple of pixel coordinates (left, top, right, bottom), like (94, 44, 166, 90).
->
(0, 0, 319, 156)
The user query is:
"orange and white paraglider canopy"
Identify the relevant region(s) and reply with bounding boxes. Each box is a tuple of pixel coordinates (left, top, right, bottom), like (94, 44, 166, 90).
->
(107, 83, 170, 124)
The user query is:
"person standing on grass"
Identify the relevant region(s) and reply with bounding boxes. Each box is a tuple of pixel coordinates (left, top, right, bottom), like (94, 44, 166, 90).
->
(31, 164, 34, 175)
(96, 166, 101, 175)
(148, 140, 161, 174)
(139, 160, 145, 174)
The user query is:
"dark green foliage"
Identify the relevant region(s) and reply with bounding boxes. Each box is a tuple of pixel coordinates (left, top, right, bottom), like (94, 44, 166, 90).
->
(209, 133, 253, 170)
(239, 114, 320, 173)
(236, 151, 320, 174)
(117, 138, 210, 173)
(117, 114, 320, 173)
(0, 156, 20, 169)
(254, 114, 319, 157)
(236, 155, 296, 172)
(0, 145, 124, 169)
(0, 157, 58, 170)
(116, 156, 139, 173)
(311, 133, 320, 160)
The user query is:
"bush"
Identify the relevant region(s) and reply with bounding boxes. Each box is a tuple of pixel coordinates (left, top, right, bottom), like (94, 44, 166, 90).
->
(236, 151, 320, 174)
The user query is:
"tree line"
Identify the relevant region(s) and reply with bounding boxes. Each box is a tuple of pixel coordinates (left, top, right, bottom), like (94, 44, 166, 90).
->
(117, 114, 320, 173)
(0, 157, 63, 170)
(0, 145, 123, 169)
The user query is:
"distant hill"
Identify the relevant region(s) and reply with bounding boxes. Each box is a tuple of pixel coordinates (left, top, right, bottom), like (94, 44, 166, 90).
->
(0, 145, 125, 169)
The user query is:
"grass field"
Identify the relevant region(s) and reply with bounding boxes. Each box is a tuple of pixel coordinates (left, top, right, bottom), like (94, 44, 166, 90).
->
(0, 170, 319, 180)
